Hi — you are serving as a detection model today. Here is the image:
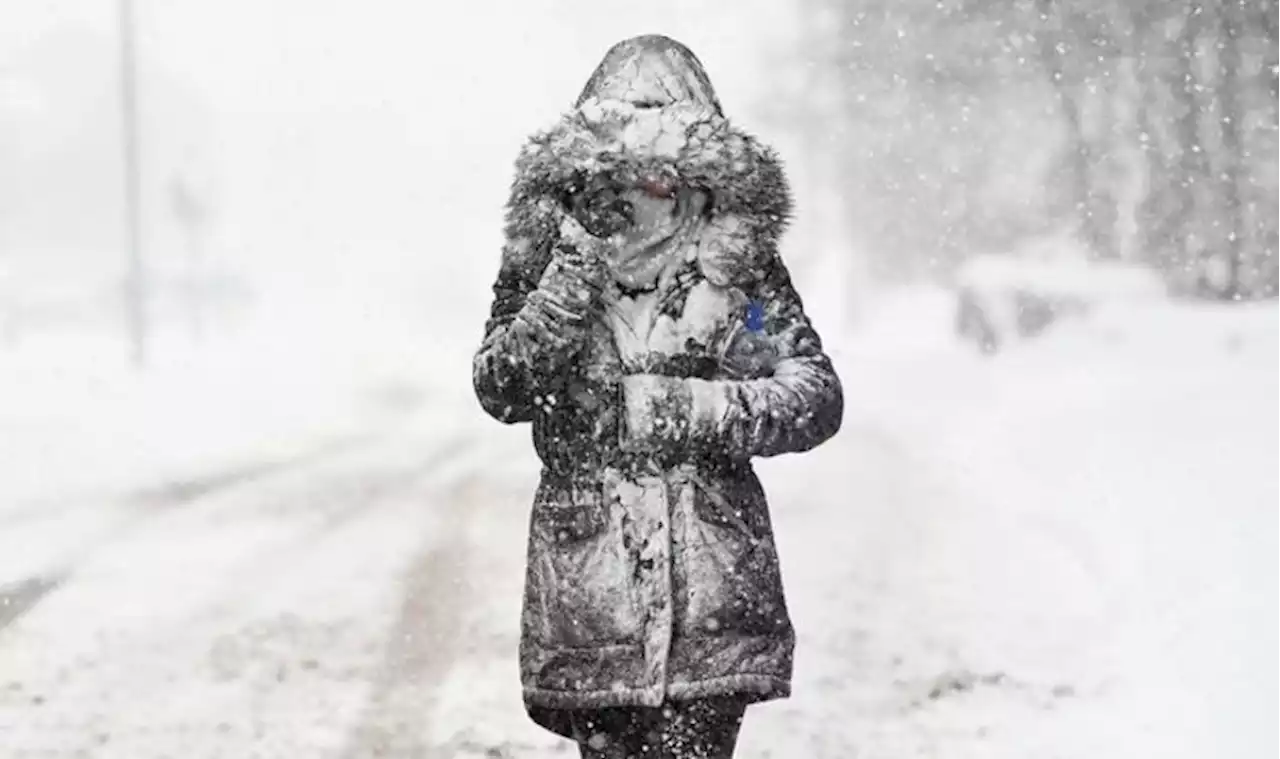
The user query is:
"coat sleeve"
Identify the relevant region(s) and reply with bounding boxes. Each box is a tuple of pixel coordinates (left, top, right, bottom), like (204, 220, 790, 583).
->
(618, 255, 843, 458)
(472, 185, 609, 425)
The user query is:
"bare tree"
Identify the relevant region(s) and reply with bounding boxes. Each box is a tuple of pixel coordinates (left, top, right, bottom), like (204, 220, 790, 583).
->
(783, 0, 1275, 300)
(1212, 0, 1246, 298)
(1035, 0, 1121, 260)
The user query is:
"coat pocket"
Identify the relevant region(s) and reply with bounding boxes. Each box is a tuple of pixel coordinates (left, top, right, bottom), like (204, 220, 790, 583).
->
(688, 472, 765, 545)
(528, 480, 643, 648)
(680, 474, 788, 637)
(534, 494, 608, 545)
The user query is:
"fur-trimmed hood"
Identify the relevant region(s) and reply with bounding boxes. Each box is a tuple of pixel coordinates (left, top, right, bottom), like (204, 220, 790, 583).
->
(508, 35, 793, 288)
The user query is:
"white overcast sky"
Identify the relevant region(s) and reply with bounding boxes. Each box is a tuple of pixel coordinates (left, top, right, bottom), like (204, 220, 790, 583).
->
(0, 0, 797, 303)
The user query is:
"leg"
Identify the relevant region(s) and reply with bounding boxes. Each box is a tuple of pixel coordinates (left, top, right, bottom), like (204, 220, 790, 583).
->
(657, 697, 748, 759)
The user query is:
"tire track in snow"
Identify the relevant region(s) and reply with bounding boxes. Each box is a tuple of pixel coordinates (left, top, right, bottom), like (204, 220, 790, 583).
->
(337, 462, 536, 759)
(126, 433, 381, 511)
(0, 574, 65, 633)
(0, 433, 384, 637)
(338, 478, 475, 759)
(0, 426, 495, 757)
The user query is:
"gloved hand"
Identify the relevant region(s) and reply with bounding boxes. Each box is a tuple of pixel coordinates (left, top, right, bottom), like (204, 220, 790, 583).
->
(522, 215, 613, 347)
(565, 361, 623, 443)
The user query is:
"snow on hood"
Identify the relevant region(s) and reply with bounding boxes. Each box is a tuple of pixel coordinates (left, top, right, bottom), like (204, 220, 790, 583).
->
(572, 35, 725, 160)
(575, 35, 723, 116)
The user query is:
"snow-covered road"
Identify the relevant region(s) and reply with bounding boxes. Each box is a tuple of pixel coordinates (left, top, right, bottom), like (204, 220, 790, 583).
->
(2, 409, 938, 759)
(1, 294, 1275, 758)
(0, 427, 497, 757)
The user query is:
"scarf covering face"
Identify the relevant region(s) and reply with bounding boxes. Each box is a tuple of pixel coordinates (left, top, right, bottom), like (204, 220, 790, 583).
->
(611, 186, 708, 290)
(573, 36, 721, 290)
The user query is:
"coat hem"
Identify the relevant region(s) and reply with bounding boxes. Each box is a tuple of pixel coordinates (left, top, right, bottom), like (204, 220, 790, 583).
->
(522, 672, 790, 712)
(666, 674, 790, 702)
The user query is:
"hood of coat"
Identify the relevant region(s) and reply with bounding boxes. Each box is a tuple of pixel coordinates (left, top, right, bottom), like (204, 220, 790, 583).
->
(509, 35, 792, 289)
(575, 34, 723, 116)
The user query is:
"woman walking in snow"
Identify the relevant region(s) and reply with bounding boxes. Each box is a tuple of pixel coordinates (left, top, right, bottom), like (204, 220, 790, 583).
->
(472, 35, 843, 758)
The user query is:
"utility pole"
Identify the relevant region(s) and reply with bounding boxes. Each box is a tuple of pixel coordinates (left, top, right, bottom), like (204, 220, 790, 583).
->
(118, 0, 147, 367)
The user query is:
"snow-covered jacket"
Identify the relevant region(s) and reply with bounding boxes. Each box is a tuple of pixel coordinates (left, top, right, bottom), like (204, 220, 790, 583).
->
(471, 35, 843, 737)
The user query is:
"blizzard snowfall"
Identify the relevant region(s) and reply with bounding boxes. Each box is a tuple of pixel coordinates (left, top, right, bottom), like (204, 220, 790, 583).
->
(2, 0, 1276, 756)
(1, 288, 1274, 758)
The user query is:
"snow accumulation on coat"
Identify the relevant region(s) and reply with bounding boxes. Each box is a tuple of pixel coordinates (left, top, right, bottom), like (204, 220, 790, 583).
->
(471, 34, 843, 738)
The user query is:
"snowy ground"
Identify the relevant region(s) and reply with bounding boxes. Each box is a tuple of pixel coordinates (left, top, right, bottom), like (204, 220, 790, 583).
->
(0, 288, 1275, 758)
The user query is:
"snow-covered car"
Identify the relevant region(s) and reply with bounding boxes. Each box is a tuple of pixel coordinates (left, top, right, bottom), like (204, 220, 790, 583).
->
(953, 247, 1166, 354)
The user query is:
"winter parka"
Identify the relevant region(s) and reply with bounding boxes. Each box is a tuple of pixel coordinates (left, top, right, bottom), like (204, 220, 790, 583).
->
(471, 35, 843, 738)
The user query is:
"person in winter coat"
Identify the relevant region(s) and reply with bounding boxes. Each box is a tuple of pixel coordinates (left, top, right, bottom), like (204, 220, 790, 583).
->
(472, 34, 843, 758)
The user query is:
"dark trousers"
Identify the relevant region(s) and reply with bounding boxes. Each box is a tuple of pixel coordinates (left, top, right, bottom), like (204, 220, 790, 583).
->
(570, 697, 748, 759)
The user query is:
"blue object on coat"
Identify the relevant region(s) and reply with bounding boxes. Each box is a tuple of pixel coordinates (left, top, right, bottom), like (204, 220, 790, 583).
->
(745, 300, 766, 332)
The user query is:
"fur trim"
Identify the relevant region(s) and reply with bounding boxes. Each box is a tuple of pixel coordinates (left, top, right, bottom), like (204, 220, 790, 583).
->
(507, 101, 793, 288)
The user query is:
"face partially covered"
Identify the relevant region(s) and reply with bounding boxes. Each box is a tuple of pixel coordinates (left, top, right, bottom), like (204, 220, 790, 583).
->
(563, 36, 763, 291)
(609, 184, 708, 290)
(626, 175, 679, 237)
